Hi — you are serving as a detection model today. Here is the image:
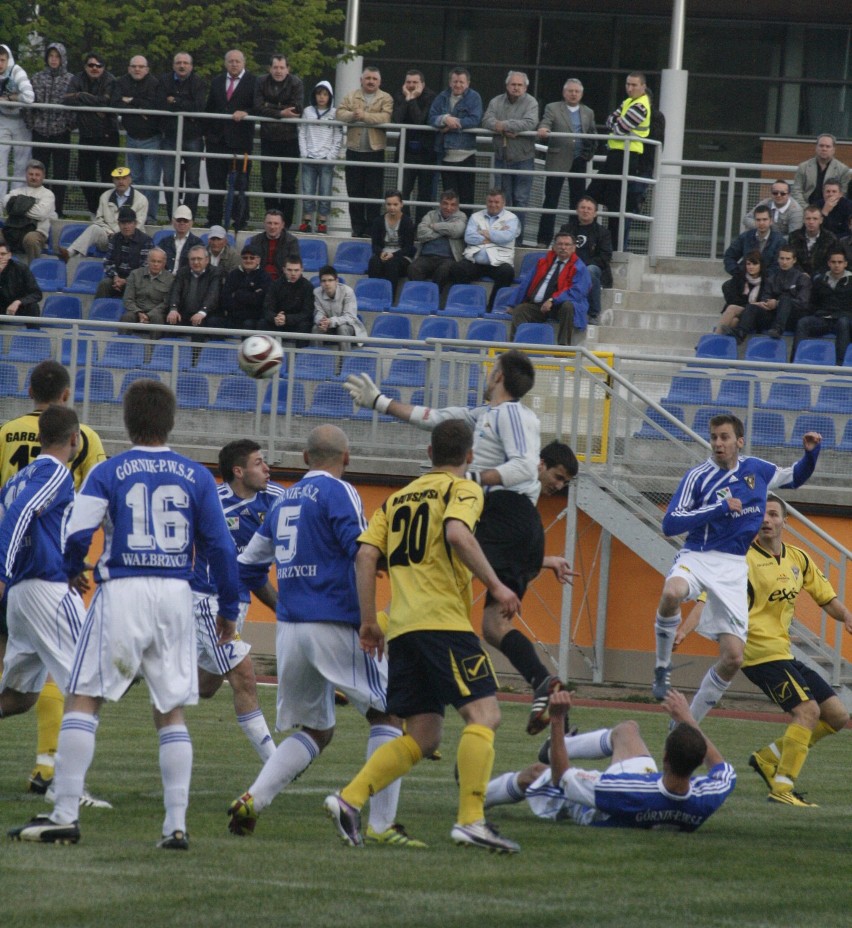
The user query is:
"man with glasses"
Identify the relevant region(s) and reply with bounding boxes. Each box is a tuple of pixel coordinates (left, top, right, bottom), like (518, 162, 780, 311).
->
(742, 180, 803, 236)
(159, 205, 203, 273)
(63, 54, 119, 214)
(166, 243, 222, 329)
(220, 245, 272, 330)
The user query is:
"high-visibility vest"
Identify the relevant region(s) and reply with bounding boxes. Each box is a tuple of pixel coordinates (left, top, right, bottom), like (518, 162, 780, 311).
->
(608, 93, 651, 154)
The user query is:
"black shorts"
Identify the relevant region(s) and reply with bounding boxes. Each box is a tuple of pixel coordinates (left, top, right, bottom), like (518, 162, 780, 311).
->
(742, 659, 836, 713)
(0, 597, 7, 639)
(475, 491, 544, 604)
(386, 629, 498, 718)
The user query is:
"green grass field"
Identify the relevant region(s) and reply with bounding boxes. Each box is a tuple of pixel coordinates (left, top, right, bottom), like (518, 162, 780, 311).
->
(2, 684, 850, 928)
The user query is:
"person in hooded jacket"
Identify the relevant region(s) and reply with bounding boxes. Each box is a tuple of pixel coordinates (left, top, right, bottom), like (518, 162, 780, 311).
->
(24, 43, 73, 217)
(0, 44, 34, 199)
(298, 81, 343, 234)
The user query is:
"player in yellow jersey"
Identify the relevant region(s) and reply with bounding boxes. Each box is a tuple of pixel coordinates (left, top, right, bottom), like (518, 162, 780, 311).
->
(677, 494, 852, 807)
(0, 360, 108, 804)
(324, 419, 523, 852)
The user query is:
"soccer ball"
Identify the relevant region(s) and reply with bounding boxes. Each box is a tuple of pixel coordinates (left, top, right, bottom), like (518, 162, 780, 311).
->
(237, 335, 283, 379)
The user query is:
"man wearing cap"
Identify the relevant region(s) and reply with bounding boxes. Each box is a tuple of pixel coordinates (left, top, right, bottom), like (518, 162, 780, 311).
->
(262, 254, 314, 339)
(246, 209, 300, 281)
(159, 205, 203, 273)
(2, 159, 56, 263)
(58, 166, 148, 261)
(121, 246, 174, 330)
(220, 245, 272, 330)
(94, 206, 154, 298)
(206, 225, 240, 273)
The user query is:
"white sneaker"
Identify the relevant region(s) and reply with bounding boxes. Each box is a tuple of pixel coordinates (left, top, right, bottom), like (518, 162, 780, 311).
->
(451, 820, 520, 853)
(46, 786, 113, 810)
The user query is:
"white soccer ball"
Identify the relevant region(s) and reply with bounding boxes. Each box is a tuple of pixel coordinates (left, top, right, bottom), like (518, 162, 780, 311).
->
(237, 334, 284, 379)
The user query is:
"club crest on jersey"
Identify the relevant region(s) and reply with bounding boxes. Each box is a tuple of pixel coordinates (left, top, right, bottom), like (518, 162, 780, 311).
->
(744, 474, 755, 489)
(791, 566, 800, 579)
(716, 487, 732, 500)
(227, 516, 240, 530)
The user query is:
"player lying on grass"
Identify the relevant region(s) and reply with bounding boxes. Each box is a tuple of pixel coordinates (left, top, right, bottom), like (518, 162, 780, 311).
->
(485, 689, 736, 831)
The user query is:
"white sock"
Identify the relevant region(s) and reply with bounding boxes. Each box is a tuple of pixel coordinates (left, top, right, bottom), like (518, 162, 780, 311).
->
(159, 724, 193, 835)
(562, 728, 613, 760)
(51, 712, 98, 825)
(485, 772, 525, 809)
(655, 613, 680, 667)
(689, 667, 731, 724)
(365, 723, 403, 834)
(249, 730, 320, 812)
(237, 708, 275, 762)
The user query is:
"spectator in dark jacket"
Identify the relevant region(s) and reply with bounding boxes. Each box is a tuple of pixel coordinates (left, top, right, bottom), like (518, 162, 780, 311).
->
(220, 246, 272, 330)
(247, 209, 300, 281)
(788, 206, 837, 278)
(737, 245, 811, 339)
(159, 205, 203, 273)
(94, 206, 153, 298)
(0, 242, 42, 316)
(367, 190, 416, 295)
(722, 206, 783, 276)
(559, 195, 613, 321)
(716, 251, 768, 340)
(792, 249, 852, 365)
(392, 70, 438, 225)
(63, 52, 118, 213)
(166, 244, 222, 328)
(262, 254, 314, 340)
(253, 55, 303, 225)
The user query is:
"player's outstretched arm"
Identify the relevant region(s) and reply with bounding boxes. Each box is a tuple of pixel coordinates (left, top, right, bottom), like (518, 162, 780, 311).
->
(663, 689, 724, 769)
(344, 373, 416, 423)
(548, 690, 573, 783)
(445, 518, 521, 619)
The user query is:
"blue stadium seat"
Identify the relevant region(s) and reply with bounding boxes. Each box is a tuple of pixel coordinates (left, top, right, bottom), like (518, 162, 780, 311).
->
(29, 257, 66, 292)
(211, 375, 259, 411)
(634, 405, 689, 441)
(394, 280, 439, 315)
(261, 379, 306, 415)
(0, 361, 20, 396)
(490, 286, 519, 315)
(383, 353, 428, 387)
(60, 335, 97, 367)
(793, 338, 835, 366)
(353, 387, 402, 421)
(194, 343, 241, 374)
(175, 372, 210, 407)
(695, 334, 737, 360)
(409, 388, 448, 407)
(813, 379, 852, 414)
(439, 360, 479, 392)
(442, 284, 487, 317)
(515, 251, 546, 283)
(843, 345, 852, 368)
(743, 336, 787, 364)
(662, 372, 713, 406)
(63, 260, 105, 294)
(42, 295, 83, 320)
(338, 352, 379, 383)
(837, 420, 852, 452)
(2, 332, 52, 362)
(749, 411, 787, 446)
(152, 229, 173, 246)
(88, 298, 125, 323)
(145, 340, 194, 373)
(354, 278, 393, 311)
(418, 316, 459, 342)
(117, 370, 161, 400)
(57, 224, 88, 251)
(306, 382, 353, 418)
(466, 319, 508, 343)
(514, 322, 556, 345)
(369, 314, 411, 340)
(760, 376, 811, 410)
(294, 351, 337, 381)
(199, 231, 236, 246)
(715, 374, 761, 407)
(786, 414, 835, 449)
(332, 241, 372, 275)
(299, 239, 329, 272)
(74, 368, 114, 403)
(99, 338, 146, 369)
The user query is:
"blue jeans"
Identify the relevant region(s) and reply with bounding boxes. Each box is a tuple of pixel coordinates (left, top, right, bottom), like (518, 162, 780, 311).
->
(301, 161, 334, 217)
(492, 156, 534, 235)
(126, 134, 163, 222)
(587, 264, 602, 319)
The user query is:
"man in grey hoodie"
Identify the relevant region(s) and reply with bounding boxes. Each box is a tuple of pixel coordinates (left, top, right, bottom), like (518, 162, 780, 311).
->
(0, 44, 34, 199)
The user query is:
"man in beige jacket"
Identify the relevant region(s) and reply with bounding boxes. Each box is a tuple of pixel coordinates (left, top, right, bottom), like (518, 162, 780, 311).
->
(337, 67, 393, 237)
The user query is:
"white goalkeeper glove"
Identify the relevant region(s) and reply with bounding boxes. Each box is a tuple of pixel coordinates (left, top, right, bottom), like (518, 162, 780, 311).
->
(344, 372, 391, 413)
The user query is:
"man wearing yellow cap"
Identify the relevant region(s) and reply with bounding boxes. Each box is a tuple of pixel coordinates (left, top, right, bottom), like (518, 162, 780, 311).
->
(58, 165, 149, 261)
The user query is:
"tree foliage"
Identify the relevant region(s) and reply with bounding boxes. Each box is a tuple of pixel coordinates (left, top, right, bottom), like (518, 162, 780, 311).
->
(16, 0, 381, 80)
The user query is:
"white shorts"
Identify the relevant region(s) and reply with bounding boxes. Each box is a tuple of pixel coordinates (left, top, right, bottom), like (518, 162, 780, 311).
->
(275, 621, 387, 732)
(0, 579, 85, 695)
(527, 756, 658, 825)
(667, 549, 749, 642)
(69, 577, 198, 714)
(193, 593, 251, 676)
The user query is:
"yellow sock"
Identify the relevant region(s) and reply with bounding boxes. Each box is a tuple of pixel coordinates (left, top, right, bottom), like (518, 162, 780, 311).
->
(773, 723, 811, 789)
(32, 680, 64, 778)
(808, 719, 838, 747)
(341, 733, 422, 809)
(456, 724, 495, 826)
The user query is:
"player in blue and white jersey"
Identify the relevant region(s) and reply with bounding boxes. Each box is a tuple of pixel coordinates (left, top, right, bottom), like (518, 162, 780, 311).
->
(227, 425, 424, 847)
(345, 349, 578, 735)
(0, 407, 85, 719)
(486, 689, 735, 832)
(9, 380, 239, 849)
(652, 413, 821, 722)
(191, 439, 281, 762)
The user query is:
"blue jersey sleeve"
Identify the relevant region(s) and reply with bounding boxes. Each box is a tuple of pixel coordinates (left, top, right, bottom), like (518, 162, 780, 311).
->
(192, 469, 240, 621)
(661, 468, 728, 538)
